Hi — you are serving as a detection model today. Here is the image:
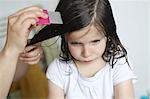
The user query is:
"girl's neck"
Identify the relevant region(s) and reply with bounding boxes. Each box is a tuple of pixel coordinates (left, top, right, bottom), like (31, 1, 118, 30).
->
(73, 58, 107, 78)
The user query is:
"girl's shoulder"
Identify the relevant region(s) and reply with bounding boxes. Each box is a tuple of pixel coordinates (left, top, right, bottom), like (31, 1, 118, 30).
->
(47, 57, 74, 74)
(111, 58, 137, 85)
(111, 58, 131, 73)
(49, 58, 73, 66)
(46, 58, 71, 89)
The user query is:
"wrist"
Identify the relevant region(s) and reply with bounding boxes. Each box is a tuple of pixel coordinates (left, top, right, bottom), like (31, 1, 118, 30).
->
(2, 46, 20, 58)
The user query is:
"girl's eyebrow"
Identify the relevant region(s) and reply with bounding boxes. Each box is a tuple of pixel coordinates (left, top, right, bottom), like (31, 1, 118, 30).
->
(68, 35, 105, 43)
(69, 41, 83, 44)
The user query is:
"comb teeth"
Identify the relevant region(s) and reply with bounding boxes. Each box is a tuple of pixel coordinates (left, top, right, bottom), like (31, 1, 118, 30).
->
(48, 11, 63, 24)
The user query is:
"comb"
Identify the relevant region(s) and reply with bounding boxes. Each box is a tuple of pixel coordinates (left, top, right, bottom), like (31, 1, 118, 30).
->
(28, 10, 63, 45)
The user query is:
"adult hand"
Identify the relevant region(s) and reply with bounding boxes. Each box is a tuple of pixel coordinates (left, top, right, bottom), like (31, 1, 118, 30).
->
(12, 44, 43, 81)
(5, 6, 48, 54)
(19, 44, 42, 65)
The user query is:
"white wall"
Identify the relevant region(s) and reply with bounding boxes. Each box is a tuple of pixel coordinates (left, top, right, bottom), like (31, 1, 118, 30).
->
(110, 0, 149, 98)
(148, 1, 150, 96)
(0, 0, 58, 16)
(0, 0, 149, 98)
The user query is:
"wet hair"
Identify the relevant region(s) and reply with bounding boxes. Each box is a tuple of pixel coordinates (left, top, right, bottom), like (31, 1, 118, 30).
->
(55, 0, 128, 67)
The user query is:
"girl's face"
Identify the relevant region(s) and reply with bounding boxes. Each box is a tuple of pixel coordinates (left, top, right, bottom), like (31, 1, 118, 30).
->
(67, 25, 106, 64)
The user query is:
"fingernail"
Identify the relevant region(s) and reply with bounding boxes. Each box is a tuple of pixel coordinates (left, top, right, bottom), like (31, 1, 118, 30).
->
(44, 14, 48, 18)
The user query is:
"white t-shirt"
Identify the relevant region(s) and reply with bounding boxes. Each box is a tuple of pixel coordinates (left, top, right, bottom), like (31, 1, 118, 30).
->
(46, 58, 136, 99)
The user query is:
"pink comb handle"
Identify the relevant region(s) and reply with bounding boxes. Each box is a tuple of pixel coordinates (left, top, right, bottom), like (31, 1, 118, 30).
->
(36, 9, 51, 25)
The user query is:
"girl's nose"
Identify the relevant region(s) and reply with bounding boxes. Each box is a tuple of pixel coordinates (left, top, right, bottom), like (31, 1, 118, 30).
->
(82, 45, 91, 57)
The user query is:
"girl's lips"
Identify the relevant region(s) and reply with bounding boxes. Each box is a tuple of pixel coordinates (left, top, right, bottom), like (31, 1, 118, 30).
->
(83, 60, 93, 63)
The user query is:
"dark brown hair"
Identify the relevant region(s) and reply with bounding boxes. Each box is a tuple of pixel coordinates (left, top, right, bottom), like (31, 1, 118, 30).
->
(55, 0, 128, 67)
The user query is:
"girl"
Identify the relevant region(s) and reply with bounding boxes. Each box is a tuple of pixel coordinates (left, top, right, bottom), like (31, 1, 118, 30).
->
(46, 0, 136, 99)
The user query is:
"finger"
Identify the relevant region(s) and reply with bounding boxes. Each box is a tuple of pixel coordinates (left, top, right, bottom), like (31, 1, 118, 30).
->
(8, 18, 37, 38)
(8, 15, 17, 26)
(22, 48, 42, 58)
(20, 44, 42, 57)
(22, 58, 41, 65)
(8, 10, 43, 27)
(8, 6, 44, 27)
(21, 51, 41, 58)
(25, 44, 41, 52)
(15, 11, 47, 26)
(11, 6, 43, 17)
(20, 54, 41, 61)
(34, 42, 41, 46)
(19, 18, 37, 35)
(20, 53, 41, 63)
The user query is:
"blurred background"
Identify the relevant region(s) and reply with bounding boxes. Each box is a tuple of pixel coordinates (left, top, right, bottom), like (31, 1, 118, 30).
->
(0, 0, 149, 99)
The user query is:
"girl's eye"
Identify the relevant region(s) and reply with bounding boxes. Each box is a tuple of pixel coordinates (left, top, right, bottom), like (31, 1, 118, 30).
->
(91, 40, 101, 45)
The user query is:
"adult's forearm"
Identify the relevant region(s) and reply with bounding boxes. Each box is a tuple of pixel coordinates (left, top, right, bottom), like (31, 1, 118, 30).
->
(0, 48, 19, 99)
(13, 61, 29, 81)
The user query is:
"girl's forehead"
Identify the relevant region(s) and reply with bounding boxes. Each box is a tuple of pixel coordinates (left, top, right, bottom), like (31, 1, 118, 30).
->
(67, 25, 103, 40)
